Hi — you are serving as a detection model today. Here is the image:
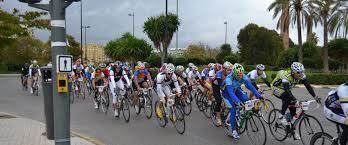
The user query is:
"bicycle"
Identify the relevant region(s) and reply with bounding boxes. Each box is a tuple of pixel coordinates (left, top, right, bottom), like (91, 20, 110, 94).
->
(135, 87, 153, 119)
(115, 86, 131, 122)
(95, 86, 110, 114)
(74, 77, 86, 100)
(21, 75, 28, 91)
(310, 124, 344, 145)
(155, 93, 185, 134)
(253, 89, 275, 124)
(224, 99, 267, 145)
(268, 100, 323, 145)
(177, 85, 192, 116)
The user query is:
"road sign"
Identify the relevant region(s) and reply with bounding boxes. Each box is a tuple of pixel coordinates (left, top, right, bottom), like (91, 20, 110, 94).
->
(56, 55, 72, 72)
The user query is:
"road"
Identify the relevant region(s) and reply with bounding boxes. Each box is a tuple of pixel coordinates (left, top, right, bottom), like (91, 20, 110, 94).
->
(0, 76, 339, 145)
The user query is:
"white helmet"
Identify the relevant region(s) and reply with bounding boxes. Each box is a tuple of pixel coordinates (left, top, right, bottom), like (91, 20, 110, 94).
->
(176, 65, 185, 72)
(188, 63, 194, 68)
(223, 61, 232, 69)
(337, 83, 348, 99)
(165, 63, 175, 74)
(192, 66, 198, 71)
(291, 62, 305, 72)
(139, 63, 145, 69)
(33, 60, 37, 64)
(256, 64, 265, 71)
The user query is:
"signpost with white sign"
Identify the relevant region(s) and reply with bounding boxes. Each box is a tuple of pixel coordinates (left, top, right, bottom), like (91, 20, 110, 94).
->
(56, 55, 72, 72)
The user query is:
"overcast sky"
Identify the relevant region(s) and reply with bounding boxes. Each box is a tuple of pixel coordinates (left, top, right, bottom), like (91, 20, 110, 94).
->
(1, 0, 326, 50)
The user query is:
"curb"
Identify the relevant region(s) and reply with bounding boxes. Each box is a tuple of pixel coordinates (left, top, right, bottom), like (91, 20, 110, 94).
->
(0, 112, 104, 145)
(0, 74, 21, 77)
(257, 83, 336, 89)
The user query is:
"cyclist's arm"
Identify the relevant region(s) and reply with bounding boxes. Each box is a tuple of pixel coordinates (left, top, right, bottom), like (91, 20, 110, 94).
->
(29, 68, 32, 77)
(282, 81, 296, 100)
(225, 85, 241, 105)
(262, 78, 271, 88)
(123, 71, 131, 87)
(342, 103, 348, 125)
(245, 78, 262, 99)
(109, 72, 116, 89)
(301, 78, 316, 98)
(173, 75, 181, 94)
(156, 75, 165, 98)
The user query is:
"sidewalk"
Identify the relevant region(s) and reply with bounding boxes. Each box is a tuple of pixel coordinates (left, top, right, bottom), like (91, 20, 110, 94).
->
(0, 112, 103, 145)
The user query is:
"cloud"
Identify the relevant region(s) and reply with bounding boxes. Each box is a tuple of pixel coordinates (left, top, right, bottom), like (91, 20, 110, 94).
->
(1, 0, 327, 49)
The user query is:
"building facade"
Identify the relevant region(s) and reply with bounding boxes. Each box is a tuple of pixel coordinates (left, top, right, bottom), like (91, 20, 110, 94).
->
(82, 43, 110, 64)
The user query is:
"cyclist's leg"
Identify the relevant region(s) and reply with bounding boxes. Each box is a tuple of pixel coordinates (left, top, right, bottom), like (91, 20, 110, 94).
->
(340, 124, 348, 145)
(279, 92, 296, 116)
(222, 89, 237, 131)
(213, 84, 222, 124)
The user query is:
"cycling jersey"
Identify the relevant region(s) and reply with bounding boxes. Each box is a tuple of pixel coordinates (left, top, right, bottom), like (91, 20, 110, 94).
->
(156, 72, 181, 102)
(133, 69, 150, 81)
(201, 68, 209, 80)
(215, 70, 227, 87)
(29, 64, 41, 76)
(247, 70, 266, 82)
(324, 84, 348, 124)
(188, 71, 201, 80)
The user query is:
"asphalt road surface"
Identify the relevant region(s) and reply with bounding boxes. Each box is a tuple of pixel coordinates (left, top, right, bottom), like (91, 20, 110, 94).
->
(0, 76, 339, 145)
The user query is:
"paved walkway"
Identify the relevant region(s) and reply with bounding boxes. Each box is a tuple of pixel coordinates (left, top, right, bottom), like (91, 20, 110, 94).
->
(0, 112, 102, 145)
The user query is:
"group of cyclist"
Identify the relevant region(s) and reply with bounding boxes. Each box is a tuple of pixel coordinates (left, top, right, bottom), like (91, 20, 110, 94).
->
(20, 60, 42, 95)
(22, 58, 347, 145)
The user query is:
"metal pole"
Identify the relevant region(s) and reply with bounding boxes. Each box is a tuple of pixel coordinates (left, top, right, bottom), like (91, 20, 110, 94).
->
(224, 21, 227, 44)
(80, 0, 83, 63)
(176, 0, 178, 50)
(132, 12, 135, 36)
(164, 0, 168, 63)
(50, 0, 70, 144)
(84, 27, 87, 63)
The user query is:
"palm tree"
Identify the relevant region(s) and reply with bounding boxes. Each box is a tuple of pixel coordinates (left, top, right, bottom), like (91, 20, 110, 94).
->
(269, 0, 291, 50)
(289, 0, 314, 63)
(143, 13, 180, 64)
(311, 0, 339, 72)
(304, 5, 320, 43)
(329, 4, 348, 38)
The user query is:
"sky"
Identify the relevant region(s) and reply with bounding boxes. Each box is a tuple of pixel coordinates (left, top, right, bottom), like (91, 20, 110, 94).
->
(1, 0, 326, 50)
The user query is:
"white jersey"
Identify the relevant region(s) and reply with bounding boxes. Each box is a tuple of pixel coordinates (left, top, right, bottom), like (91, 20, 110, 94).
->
(73, 64, 84, 70)
(324, 84, 348, 124)
(188, 71, 201, 80)
(247, 70, 266, 82)
(185, 68, 191, 74)
(156, 73, 181, 98)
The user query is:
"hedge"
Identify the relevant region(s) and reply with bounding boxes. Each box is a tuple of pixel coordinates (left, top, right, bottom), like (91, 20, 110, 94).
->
(262, 71, 348, 85)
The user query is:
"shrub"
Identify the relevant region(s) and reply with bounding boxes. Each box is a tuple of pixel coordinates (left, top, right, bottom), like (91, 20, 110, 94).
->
(223, 54, 240, 64)
(145, 54, 161, 68)
(172, 57, 187, 65)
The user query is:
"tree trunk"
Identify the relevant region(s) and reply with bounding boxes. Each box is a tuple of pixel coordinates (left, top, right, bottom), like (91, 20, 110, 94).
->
(297, 10, 303, 63)
(160, 44, 164, 65)
(281, 7, 290, 50)
(306, 17, 313, 42)
(323, 17, 330, 73)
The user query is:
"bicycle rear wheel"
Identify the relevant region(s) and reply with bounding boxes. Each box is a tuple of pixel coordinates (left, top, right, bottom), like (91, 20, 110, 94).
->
(299, 114, 324, 145)
(203, 99, 213, 118)
(101, 94, 108, 114)
(70, 91, 75, 104)
(122, 98, 130, 123)
(309, 132, 337, 145)
(182, 98, 192, 116)
(268, 109, 288, 141)
(246, 114, 267, 145)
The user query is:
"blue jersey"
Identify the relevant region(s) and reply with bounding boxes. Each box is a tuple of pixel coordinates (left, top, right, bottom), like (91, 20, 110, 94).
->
(133, 69, 150, 80)
(215, 70, 227, 86)
(223, 73, 262, 101)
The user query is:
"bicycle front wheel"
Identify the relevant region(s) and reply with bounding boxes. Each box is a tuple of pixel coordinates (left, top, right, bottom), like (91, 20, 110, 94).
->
(122, 98, 130, 123)
(309, 132, 337, 145)
(246, 114, 267, 145)
(155, 101, 167, 127)
(258, 99, 275, 124)
(144, 96, 153, 119)
(173, 106, 185, 134)
(299, 114, 324, 145)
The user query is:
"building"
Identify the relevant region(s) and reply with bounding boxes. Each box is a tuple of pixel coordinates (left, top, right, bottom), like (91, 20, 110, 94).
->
(82, 43, 110, 64)
(168, 47, 187, 56)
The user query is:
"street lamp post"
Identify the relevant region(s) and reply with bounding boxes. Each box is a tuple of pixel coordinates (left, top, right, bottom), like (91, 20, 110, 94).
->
(80, 0, 83, 63)
(164, 0, 168, 63)
(82, 25, 90, 63)
(224, 21, 227, 44)
(128, 12, 135, 36)
(176, 0, 179, 50)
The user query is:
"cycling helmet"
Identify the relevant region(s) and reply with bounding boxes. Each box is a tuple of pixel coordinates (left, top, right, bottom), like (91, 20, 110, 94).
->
(176, 65, 185, 72)
(223, 61, 232, 69)
(33, 60, 37, 64)
(233, 63, 244, 76)
(192, 66, 198, 71)
(88, 64, 93, 67)
(208, 63, 213, 68)
(291, 62, 305, 72)
(256, 64, 265, 71)
(165, 63, 175, 74)
(337, 83, 348, 98)
(137, 61, 142, 66)
(188, 63, 194, 68)
(124, 62, 130, 67)
(139, 63, 145, 70)
(211, 63, 217, 70)
(144, 62, 150, 68)
(99, 63, 106, 68)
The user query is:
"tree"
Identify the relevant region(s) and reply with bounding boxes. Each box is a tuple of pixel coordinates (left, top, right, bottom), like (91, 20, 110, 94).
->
(237, 23, 284, 65)
(268, 0, 291, 50)
(311, 0, 339, 72)
(216, 43, 232, 63)
(329, 8, 348, 38)
(143, 13, 180, 64)
(105, 32, 152, 64)
(328, 38, 348, 73)
(183, 44, 205, 60)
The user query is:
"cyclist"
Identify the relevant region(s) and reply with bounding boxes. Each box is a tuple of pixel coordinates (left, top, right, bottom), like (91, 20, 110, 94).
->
(133, 63, 152, 113)
(28, 60, 41, 94)
(185, 63, 195, 74)
(85, 64, 95, 81)
(222, 63, 262, 139)
(110, 61, 131, 117)
(174, 65, 189, 101)
(247, 64, 271, 99)
(212, 62, 232, 126)
(324, 83, 348, 145)
(21, 63, 30, 88)
(271, 62, 319, 139)
(187, 66, 202, 88)
(92, 67, 108, 109)
(155, 63, 182, 118)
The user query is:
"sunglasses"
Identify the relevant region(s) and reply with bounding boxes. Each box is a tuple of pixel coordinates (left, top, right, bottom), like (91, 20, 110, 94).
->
(295, 71, 303, 75)
(166, 73, 173, 76)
